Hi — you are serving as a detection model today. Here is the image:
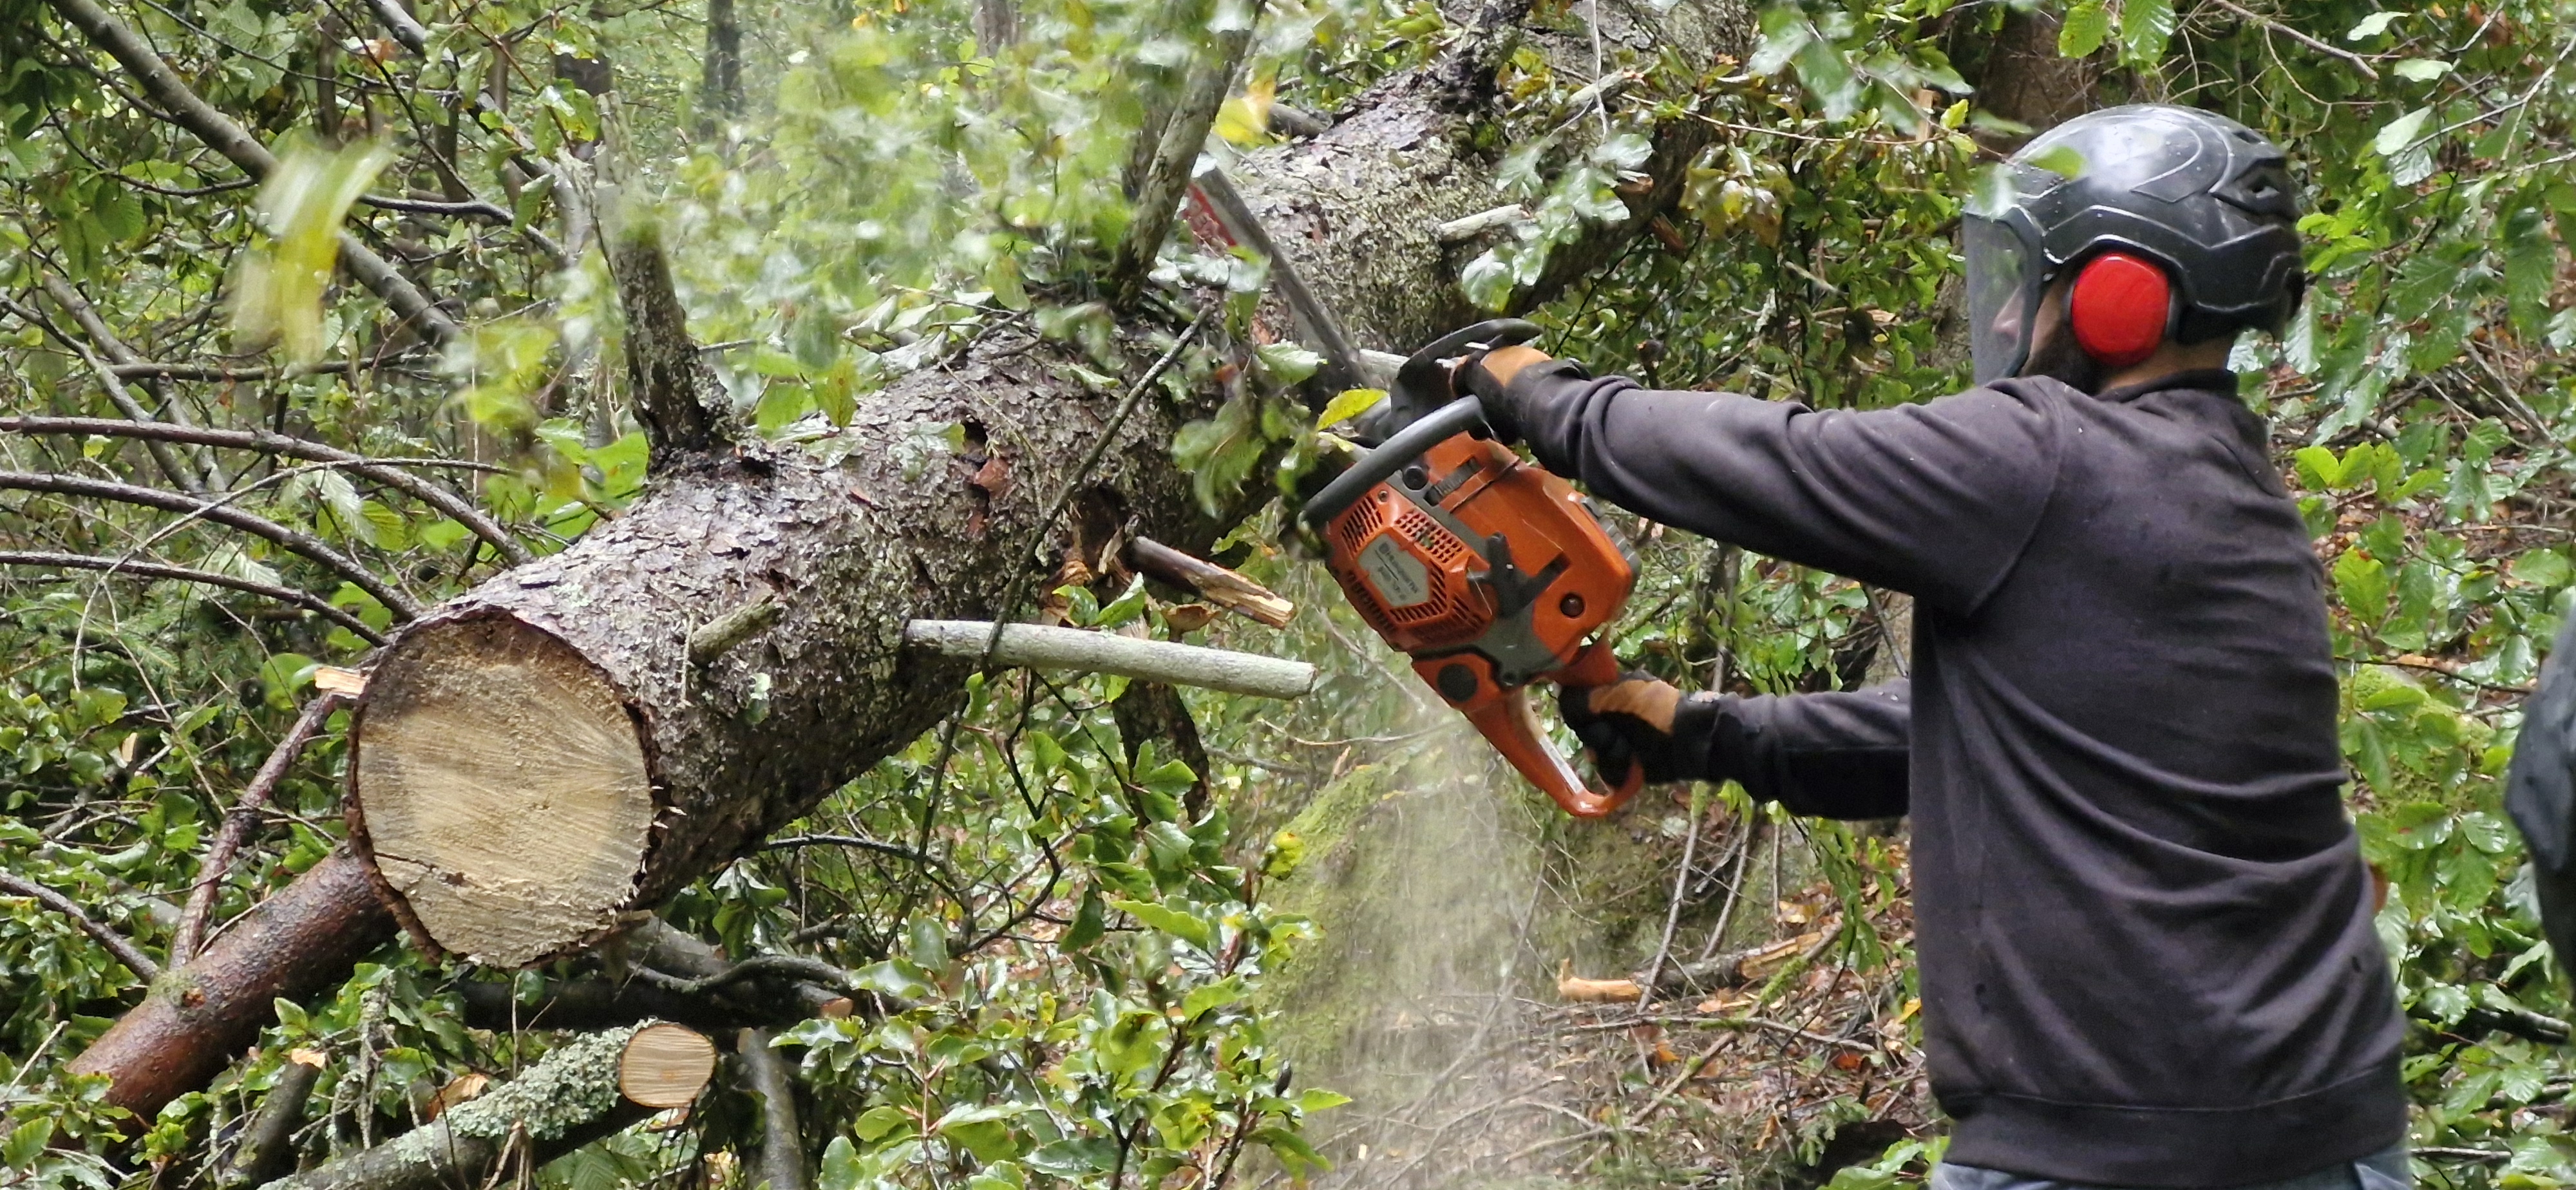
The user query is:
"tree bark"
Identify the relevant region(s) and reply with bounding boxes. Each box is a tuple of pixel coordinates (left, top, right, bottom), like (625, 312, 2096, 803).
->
(218, 1049, 324, 1188)
(66, 849, 395, 1120)
(699, 0, 743, 137)
(267, 1024, 712, 1190)
(739, 1029, 810, 1190)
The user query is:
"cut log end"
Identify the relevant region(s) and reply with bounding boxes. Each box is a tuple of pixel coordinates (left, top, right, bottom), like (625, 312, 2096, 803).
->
(620, 1021, 718, 1108)
(351, 615, 655, 967)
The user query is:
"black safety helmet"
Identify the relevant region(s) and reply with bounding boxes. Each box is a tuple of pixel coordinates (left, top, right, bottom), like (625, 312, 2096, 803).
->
(1964, 104, 2307, 385)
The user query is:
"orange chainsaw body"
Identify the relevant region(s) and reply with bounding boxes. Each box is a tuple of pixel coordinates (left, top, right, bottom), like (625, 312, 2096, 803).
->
(1317, 431, 1643, 817)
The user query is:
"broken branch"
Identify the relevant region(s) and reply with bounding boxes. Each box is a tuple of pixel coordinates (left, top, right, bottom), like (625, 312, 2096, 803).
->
(1124, 536, 1295, 628)
(218, 1048, 325, 1188)
(173, 692, 349, 967)
(267, 1023, 713, 1190)
(904, 619, 1316, 699)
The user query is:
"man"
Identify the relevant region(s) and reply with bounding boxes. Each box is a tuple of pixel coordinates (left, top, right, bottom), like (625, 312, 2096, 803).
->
(1461, 106, 2408, 1187)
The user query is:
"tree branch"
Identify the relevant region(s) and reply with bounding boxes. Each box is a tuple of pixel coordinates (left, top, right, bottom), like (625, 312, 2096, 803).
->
(0, 471, 422, 619)
(738, 1029, 810, 1190)
(218, 1048, 325, 1188)
(0, 415, 532, 567)
(0, 551, 386, 643)
(1108, 25, 1254, 308)
(173, 693, 349, 967)
(0, 869, 160, 981)
(608, 222, 726, 462)
(41, 0, 460, 345)
(0, 292, 205, 494)
(26, 276, 215, 491)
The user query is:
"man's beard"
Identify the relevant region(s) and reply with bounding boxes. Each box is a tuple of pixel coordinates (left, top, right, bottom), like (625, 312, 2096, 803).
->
(2020, 328, 2103, 393)
(2020, 326, 2102, 394)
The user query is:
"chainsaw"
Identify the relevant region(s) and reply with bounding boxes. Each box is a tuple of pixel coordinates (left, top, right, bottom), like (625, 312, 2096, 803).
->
(1298, 319, 1643, 818)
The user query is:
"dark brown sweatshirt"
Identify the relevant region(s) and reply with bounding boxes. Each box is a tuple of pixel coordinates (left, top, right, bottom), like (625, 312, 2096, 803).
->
(1496, 363, 2405, 1185)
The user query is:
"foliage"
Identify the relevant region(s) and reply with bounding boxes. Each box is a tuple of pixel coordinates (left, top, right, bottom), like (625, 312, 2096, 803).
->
(9, 0, 2576, 1185)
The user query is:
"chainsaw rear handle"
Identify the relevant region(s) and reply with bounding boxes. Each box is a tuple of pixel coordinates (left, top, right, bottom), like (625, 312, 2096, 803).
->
(1299, 318, 1546, 529)
(1300, 397, 1487, 529)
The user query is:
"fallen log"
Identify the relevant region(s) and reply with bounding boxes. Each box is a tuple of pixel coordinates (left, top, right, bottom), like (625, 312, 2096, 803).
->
(67, 849, 394, 1119)
(269, 1022, 715, 1190)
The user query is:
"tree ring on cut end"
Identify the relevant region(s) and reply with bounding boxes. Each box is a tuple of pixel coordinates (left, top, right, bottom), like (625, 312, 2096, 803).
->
(352, 615, 654, 967)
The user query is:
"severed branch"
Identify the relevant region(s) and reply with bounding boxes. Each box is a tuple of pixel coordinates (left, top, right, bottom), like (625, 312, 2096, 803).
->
(173, 692, 350, 967)
(629, 954, 860, 999)
(1124, 536, 1294, 628)
(41, 0, 459, 345)
(739, 1029, 811, 1190)
(218, 1048, 325, 1189)
(0, 869, 160, 981)
(0, 416, 531, 567)
(269, 1023, 714, 1190)
(904, 620, 1316, 699)
(0, 551, 386, 643)
(0, 471, 421, 619)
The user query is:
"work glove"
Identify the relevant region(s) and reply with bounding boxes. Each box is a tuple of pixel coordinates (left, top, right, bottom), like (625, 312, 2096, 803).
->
(1457, 344, 1556, 445)
(1560, 670, 1718, 788)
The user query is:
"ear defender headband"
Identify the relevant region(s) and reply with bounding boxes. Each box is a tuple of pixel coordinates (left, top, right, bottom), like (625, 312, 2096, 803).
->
(2067, 251, 2174, 370)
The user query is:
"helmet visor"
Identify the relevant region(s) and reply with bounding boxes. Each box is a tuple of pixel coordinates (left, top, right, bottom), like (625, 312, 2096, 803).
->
(1965, 216, 2042, 385)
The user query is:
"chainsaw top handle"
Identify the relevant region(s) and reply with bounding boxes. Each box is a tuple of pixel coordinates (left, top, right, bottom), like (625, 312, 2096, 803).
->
(1299, 318, 1544, 531)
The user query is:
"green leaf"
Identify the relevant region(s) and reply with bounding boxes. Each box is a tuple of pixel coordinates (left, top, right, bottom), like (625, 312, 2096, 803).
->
(2374, 108, 2432, 157)
(2511, 548, 2571, 589)
(2334, 551, 2390, 626)
(935, 1105, 1022, 1162)
(855, 1104, 917, 1142)
(1294, 1088, 1352, 1113)
(1254, 341, 1323, 384)
(1110, 896, 1215, 949)
(2022, 145, 2086, 179)
(1590, 132, 1654, 171)
(2345, 11, 2401, 40)
(2117, 0, 2175, 66)
(1061, 888, 1106, 950)
(1180, 974, 1247, 1020)
(2058, 0, 2110, 57)
(2392, 58, 2453, 81)
(1025, 1138, 1119, 1176)
(1747, 5, 1812, 75)
(819, 1137, 863, 1190)
(1317, 388, 1387, 429)
(3, 1117, 52, 1169)
(232, 137, 396, 365)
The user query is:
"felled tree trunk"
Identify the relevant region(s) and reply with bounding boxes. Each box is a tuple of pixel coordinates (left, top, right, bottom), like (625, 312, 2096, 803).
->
(268, 1023, 715, 1190)
(71, 0, 1747, 1111)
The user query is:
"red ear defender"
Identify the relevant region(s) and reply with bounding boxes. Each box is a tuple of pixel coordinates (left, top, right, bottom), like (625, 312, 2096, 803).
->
(2067, 251, 2172, 369)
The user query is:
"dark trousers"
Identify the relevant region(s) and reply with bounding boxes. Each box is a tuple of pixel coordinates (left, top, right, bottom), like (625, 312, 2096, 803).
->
(1932, 1146, 2409, 1190)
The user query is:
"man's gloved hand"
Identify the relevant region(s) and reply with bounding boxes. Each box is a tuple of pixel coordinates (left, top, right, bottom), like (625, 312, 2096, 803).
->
(1560, 671, 1712, 787)
(1457, 344, 1555, 444)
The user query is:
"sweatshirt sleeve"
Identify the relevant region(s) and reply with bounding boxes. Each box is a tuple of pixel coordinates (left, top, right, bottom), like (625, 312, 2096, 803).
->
(1678, 681, 1912, 820)
(1501, 363, 2062, 617)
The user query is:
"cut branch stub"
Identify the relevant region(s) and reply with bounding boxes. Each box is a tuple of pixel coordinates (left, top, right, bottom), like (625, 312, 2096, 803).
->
(618, 1020, 719, 1108)
(348, 615, 654, 966)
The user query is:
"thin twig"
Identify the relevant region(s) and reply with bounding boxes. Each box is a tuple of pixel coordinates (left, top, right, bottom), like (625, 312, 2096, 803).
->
(0, 551, 386, 643)
(630, 954, 859, 997)
(761, 834, 934, 863)
(0, 869, 160, 980)
(172, 693, 348, 966)
(0, 416, 531, 567)
(0, 470, 421, 618)
(1640, 791, 1703, 1004)
(2202, 0, 2382, 79)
